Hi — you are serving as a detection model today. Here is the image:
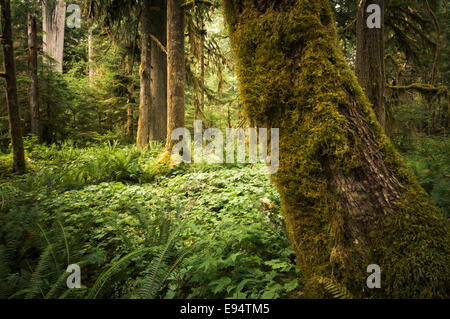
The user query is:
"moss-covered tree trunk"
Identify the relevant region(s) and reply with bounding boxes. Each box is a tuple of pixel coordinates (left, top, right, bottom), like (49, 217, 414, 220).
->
(166, 0, 185, 151)
(1, 0, 25, 174)
(356, 0, 386, 129)
(223, 0, 449, 298)
(150, 0, 168, 143)
(137, 0, 152, 147)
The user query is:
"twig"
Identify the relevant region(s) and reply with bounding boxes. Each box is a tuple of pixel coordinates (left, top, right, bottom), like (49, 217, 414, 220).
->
(182, 0, 214, 9)
(149, 34, 167, 55)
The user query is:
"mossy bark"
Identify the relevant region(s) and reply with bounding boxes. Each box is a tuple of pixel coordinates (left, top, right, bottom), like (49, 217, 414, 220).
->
(137, 0, 152, 147)
(223, 0, 449, 298)
(150, 0, 168, 143)
(166, 0, 185, 151)
(125, 54, 135, 141)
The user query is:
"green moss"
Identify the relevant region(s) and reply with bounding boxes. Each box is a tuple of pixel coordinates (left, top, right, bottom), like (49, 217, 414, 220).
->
(224, 0, 449, 298)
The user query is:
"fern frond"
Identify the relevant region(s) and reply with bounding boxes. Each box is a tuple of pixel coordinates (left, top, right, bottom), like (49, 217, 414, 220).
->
(136, 221, 188, 299)
(46, 260, 89, 299)
(36, 223, 60, 274)
(137, 257, 170, 299)
(131, 204, 152, 245)
(25, 245, 54, 299)
(57, 220, 70, 266)
(312, 276, 354, 299)
(45, 270, 71, 299)
(0, 245, 9, 298)
(161, 246, 193, 284)
(88, 248, 151, 299)
(8, 289, 31, 299)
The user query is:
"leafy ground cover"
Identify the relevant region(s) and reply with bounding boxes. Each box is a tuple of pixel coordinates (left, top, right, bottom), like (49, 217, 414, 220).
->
(0, 135, 447, 298)
(0, 141, 302, 299)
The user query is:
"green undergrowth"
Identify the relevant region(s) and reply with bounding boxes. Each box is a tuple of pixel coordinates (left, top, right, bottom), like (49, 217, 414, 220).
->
(1, 136, 447, 298)
(392, 135, 450, 217)
(0, 142, 302, 299)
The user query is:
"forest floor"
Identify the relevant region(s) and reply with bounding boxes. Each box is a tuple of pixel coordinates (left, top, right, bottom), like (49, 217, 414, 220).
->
(0, 135, 447, 298)
(0, 142, 301, 298)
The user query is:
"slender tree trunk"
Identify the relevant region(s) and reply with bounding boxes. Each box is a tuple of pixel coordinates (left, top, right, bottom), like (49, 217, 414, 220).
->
(227, 102, 231, 128)
(149, 0, 168, 143)
(136, 0, 152, 147)
(166, 0, 185, 151)
(42, 0, 66, 72)
(125, 53, 135, 141)
(27, 13, 40, 139)
(356, 0, 386, 129)
(193, 11, 206, 124)
(199, 14, 205, 112)
(224, 0, 449, 298)
(1, 0, 25, 173)
(88, 27, 94, 86)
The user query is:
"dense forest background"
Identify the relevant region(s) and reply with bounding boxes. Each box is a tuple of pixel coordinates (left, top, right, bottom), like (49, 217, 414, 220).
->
(0, 0, 448, 299)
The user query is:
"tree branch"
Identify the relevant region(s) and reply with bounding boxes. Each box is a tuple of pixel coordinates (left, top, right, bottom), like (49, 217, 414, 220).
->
(387, 83, 448, 96)
(149, 34, 167, 55)
(182, 0, 214, 9)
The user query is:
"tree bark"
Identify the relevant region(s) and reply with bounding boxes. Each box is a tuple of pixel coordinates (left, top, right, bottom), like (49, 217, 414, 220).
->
(223, 0, 449, 298)
(136, 0, 152, 147)
(125, 53, 135, 141)
(1, 0, 25, 173)
(199, 13, 205, 112)
(27, 13, 40, 139)
(193, 10, 208, 126)
(356, 0, 386, 129)
(42, 0, 66, 72)
(166, 0, 185, 151)
(149, 0, 168, 143)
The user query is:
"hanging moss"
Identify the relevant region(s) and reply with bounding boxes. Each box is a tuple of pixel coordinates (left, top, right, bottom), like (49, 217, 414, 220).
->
(223, 0, 449, 298)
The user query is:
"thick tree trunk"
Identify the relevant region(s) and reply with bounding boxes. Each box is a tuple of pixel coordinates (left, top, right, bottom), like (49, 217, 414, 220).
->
(136, 0, 152, 147)
(149, 0, 168, 143)
(223, 0, 449, 298)
(27, 13, 40, 139)
(1, 0, 25, 173)
(166, 0, 185, 151)
(356, 0, 386, 129)
(42, 0, 66, 72)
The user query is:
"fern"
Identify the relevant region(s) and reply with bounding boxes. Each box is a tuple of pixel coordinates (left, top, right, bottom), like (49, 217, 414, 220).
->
(136, 222, 190, 299)
(45, 269, 73, 299)
(57, 220, 70, 266)
(312, 277, 354, 299)
(8, 289, 31, 299)
(130, 203, 153, 246)
(36, 223, 60, 274)
(161, 247, 192, 285)
(0, 245, 9, 298)
(46, 260, 89, 299)
(88, 248, 152, 299)
(25, 245, 54, 299)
